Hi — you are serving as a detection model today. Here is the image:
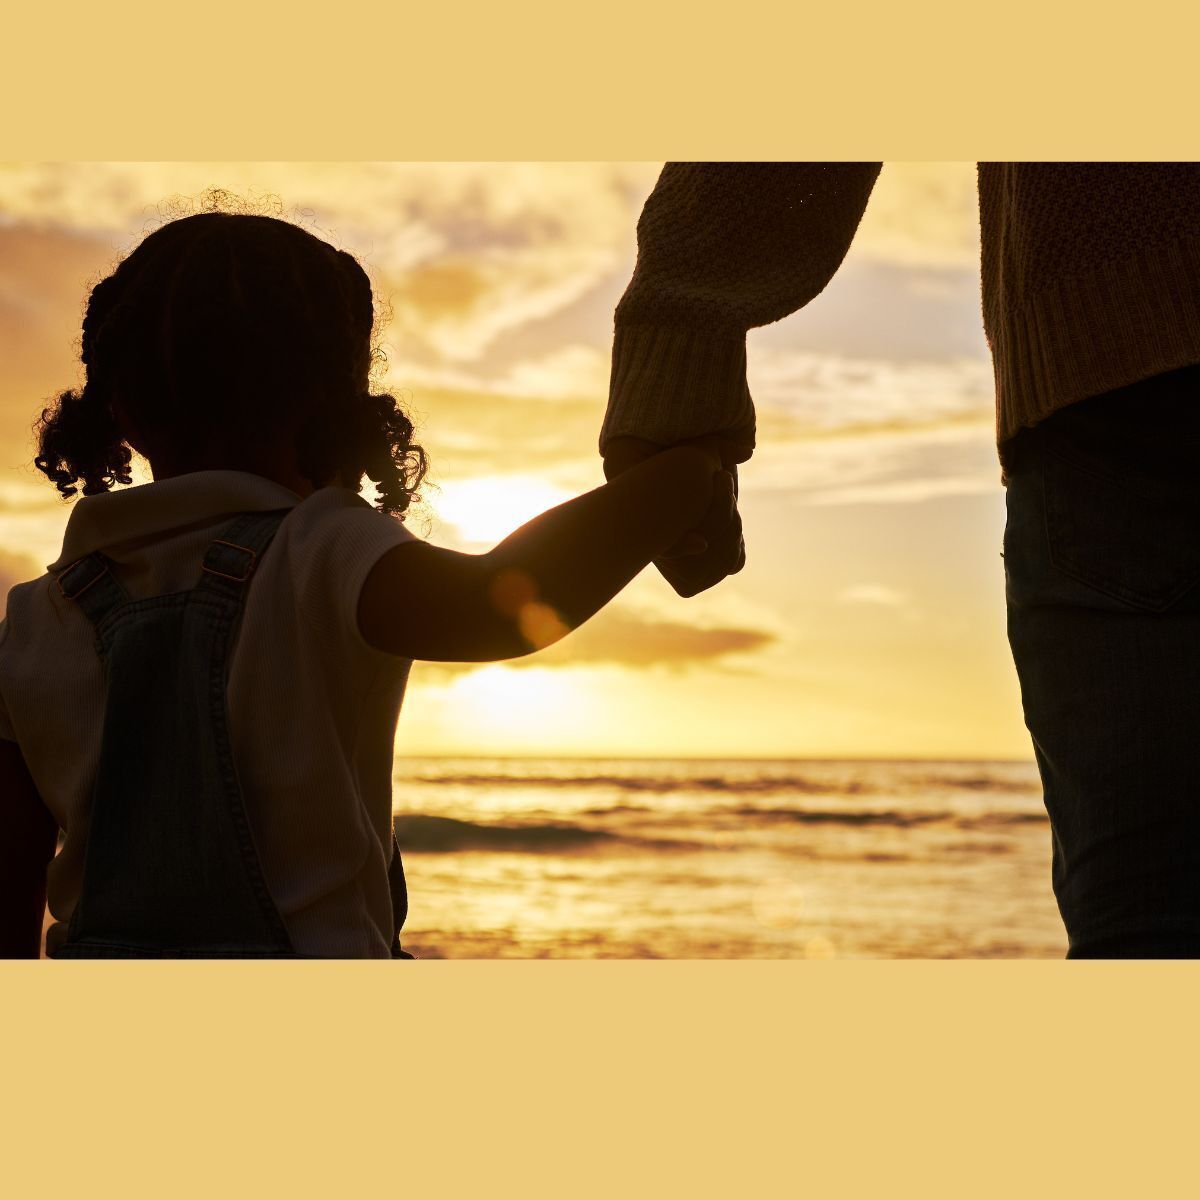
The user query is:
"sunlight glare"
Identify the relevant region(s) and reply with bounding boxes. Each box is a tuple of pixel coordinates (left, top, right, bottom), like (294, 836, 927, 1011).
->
(446, 664, 595, 738)
(432, 475, 575, 545)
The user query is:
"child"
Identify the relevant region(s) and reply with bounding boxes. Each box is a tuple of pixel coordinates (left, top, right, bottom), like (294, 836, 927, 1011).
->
(0, 211, 730, 958)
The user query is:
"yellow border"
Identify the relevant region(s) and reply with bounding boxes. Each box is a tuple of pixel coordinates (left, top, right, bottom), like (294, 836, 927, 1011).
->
(7, 4, 1200, 1194)
(5, 2, 1200, 159)
(6, 961, 1200, 1195)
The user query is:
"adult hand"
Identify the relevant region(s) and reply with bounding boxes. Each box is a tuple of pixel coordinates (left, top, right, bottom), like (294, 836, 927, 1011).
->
(602, 435, 746, 598)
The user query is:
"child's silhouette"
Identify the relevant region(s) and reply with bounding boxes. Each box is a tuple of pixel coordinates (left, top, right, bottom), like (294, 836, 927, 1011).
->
(0, 210, 730, 958)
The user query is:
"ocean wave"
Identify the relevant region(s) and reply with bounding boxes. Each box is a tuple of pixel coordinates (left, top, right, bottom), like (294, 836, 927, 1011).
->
(393, 814, 693, 854)
(393, 807, 1048, 853)
(718, 806, 1047, 828)
(406, 769, 1039, 799)
(915, 775, 1034, 793)
(407, 772, 861, 795)
(719, 806, 945, 827)
(959, 812, 1049, 827)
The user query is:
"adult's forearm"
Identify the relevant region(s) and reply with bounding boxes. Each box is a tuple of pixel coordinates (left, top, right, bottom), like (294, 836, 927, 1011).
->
(600, 162, 883, 457)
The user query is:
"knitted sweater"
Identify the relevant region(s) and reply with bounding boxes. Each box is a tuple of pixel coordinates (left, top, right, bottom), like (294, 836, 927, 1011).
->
(601, 163, 1200, 478)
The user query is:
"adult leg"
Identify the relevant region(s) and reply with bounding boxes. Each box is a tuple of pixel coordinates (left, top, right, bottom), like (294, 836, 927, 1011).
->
(1003, 365, 1200, 958)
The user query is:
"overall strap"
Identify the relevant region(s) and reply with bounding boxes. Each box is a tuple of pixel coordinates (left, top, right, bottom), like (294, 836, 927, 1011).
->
(193, 509, 293, 602)
(55, 552, 131, 627)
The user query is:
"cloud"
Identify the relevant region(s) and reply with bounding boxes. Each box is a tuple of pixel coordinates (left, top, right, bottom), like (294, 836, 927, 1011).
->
(0, 162, 660, 248)
(850, 163, 981, 269)
(0, 161, 979, 267)
(400, 386, 609, 487)
(748, 348, 994, 438)
(749, 258, 990, 364)
(0, 165, 995, 483)
(394, 258, 490, 319)
(808, 475, 998, 507)
(557, 608, 774, 667)
(394, 343, 610, 408)
(394, 340, 997, 494)
(737, 416, 1004, 512)
(385, 243, 622, 363)
(417, 604, 776, 676)
(838, 584, 907, 606)
(0, 224, 117, 462)
(0, 163, 659, 370)
(483, 344, 610, 402)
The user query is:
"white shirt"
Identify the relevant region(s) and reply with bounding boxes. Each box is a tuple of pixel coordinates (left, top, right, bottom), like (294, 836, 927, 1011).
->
(0, 471, 417, 958)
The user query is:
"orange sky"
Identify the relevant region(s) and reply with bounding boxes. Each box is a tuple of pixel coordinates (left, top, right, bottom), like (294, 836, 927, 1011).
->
(0, 162, 1031, 759)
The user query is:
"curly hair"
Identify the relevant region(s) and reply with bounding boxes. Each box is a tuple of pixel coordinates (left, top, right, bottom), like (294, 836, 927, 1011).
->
(35, 204, 427, 517)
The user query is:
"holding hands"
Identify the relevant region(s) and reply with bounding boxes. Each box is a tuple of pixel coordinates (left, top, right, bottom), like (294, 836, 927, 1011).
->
(602, 435, 746, 598)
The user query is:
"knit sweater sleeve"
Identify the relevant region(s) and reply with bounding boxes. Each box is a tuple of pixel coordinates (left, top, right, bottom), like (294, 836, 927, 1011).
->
(601, 162, 883, 461)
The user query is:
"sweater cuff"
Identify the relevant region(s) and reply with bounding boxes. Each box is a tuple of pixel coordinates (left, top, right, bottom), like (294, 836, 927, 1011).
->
(599, 325, 756, 462)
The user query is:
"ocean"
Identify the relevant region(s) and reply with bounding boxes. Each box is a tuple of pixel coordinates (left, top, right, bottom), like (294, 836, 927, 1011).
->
(392, 757, 1067, 959)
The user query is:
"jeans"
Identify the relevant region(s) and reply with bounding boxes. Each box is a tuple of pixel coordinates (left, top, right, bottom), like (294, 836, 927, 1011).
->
(1004, 363, 1200, 957)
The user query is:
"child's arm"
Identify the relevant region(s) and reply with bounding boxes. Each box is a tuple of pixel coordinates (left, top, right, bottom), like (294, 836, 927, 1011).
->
(358, 443, 728, 661)
(0, 740, 57, 958)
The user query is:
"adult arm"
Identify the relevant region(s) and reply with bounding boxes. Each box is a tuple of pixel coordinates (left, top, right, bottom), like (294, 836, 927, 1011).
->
(0, 739, 57, 958)
(600, 162, 882, 595)
(601, 161, 884, 463)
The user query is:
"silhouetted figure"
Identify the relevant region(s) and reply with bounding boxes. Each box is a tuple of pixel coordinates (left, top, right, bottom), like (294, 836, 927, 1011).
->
(0, 210, 730, 957)
(601, 163, 1200, 958)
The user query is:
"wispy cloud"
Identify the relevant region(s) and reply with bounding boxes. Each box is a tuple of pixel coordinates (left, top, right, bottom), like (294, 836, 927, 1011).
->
(388, 244, 620, 363)
(808, 474, 997, 507)
(850, 162, 980, 269)
(394, 342, 611, 402)
(0, 162, 657, 370)
(745, 416, 1002, 508)
(749, 349, 994, 437)
(838, 584, 907, 606)
(418, 604, 776, 676)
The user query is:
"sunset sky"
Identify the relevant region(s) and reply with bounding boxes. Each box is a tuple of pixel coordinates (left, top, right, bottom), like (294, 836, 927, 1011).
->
(0, 162, 1031, 760)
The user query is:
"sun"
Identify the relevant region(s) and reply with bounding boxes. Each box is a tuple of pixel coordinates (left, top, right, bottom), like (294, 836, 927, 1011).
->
(445, 665, 596, 743)
(431, 474, 576, 545)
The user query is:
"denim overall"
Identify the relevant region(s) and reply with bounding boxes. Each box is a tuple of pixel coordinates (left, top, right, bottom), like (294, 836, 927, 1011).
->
(49, 509, 412, 959)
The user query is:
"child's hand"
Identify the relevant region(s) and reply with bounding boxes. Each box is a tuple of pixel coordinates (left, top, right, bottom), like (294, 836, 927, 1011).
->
(601, 434, 742, 574)
(659, 464, 739, 563)
(682, 433, 735, 472)
(661, 437, 736, 557)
